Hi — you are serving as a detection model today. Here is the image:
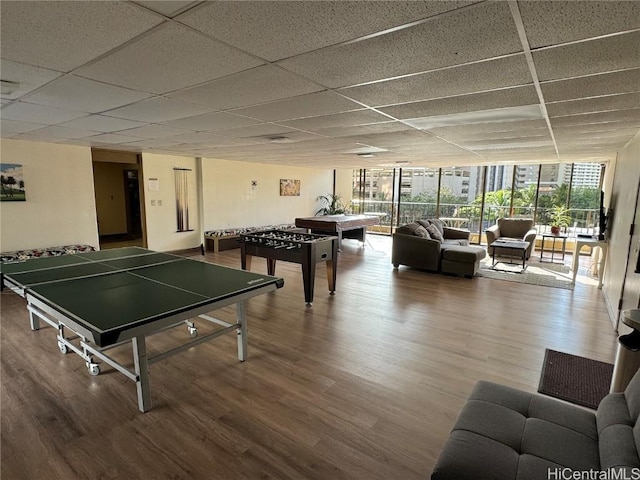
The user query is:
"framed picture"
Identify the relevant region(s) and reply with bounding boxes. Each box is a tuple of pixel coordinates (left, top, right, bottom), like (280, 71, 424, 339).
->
(280, 179, 300, 196)
(1, 163, 26, 201)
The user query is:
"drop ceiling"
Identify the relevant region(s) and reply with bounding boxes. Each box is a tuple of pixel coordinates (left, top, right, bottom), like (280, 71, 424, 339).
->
(1, 1, 638, 169)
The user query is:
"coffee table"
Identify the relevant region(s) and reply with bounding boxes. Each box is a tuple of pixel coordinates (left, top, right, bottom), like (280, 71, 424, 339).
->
(489, 239, 530, 272)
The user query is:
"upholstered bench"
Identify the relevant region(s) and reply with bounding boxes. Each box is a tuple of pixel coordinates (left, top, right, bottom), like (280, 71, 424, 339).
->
(204, 224, 296, 253)
(431, 368, 640, 479)
(440, 245, 486, 278)
(0, 244, 96, 263)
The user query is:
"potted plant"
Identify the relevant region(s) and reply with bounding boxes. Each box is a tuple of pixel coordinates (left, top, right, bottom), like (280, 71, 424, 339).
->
(549, 205, 571, 235)
(315, 193, 347, 216)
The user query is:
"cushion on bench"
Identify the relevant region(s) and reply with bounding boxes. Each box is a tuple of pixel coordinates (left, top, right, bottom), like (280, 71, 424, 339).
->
(1, 244, 96, 263)
(204, 224, 296, 238)
(204, 224, 297, 252)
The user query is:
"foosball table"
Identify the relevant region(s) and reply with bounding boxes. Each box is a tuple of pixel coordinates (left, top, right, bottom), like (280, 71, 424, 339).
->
(240, 230, 338, 306)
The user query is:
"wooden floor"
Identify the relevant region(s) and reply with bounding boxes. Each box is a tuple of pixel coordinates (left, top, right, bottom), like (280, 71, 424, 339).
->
(1, 235, 617, 479)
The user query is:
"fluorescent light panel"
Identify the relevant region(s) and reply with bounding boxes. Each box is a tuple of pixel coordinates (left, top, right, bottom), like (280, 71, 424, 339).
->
(404, 105, 543, 130)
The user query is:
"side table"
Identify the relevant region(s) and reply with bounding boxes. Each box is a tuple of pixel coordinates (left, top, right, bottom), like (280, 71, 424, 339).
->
(571, 237, 608, 289)
(540, 233, 568, 263)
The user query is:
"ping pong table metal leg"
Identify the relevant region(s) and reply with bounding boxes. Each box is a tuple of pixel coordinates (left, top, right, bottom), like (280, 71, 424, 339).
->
(29, 310, 40, 330)
(236, 301, 248, 361)
(132, 335, 151, 413)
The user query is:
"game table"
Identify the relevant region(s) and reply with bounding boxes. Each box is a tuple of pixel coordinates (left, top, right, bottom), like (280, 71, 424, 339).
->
(0, 247, 283, 412)
(294, 214, 380, 250)
(240, 230, 338, 307)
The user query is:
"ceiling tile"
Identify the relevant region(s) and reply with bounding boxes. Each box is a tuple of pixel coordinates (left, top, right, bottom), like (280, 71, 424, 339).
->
(0, 2, 163, 71)
(133, 1, 202, 18)
(117, 124, 194, 139)
(546, 92, 640, 117)
(232, 91, 364, 122)
(1, 101, 87, 125)
(20, 125, 102, 140)
(555, 128, 639, 143)
(459, 134, 554, 150)
(344, 130, 440, 148)
(540, 68, 640, 102)
(120, 137, 188, 148)
(103, 97, 214, 122)
(549, 109, 640, 127)
(169, 65, 324, 110)
(313, 121, 412, 138)
(429, 119, 549, 137)
(533, 31, 640, 82)
(212, 123, 301, 139)
(76, 23, 264, 94)
(277, 2, 522, 88)
(0, 119, 46, 135)
(85, 133, 142, 144)
(56, 115, 149, 133)
(279, 110, 392, 131)
(162, 112, 261, 131)
(0, 59, 63, 100)
(0, 1, 637, 168)
(339, 55, 533, 107)
(162, 131, 254, 145)
(519, 1, 640, 49)
(241, 130, 324, 144)
(22, 75, 152, 113)
(380, 86, 539, 119)
(178, 1, 478, 61)
(554, 122, 640, 135)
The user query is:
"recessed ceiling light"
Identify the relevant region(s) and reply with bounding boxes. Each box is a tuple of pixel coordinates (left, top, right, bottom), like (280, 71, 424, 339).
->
(357, 153, 376, 158)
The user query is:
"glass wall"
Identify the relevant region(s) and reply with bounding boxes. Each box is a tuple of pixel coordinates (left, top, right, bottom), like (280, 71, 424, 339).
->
(350, 162, 603, 244)
(396, 168, 438, 225)
(568, 163, 602, 236)
(352, 168, 398, 234)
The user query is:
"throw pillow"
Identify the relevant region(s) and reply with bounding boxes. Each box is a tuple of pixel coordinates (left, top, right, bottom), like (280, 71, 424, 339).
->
(430, 218, 445, 235)
(426, 224, 444, 242)
(404, 222, 430, 238)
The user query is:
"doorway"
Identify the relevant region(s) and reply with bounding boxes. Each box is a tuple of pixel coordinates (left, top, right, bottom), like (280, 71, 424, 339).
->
(91, 149, 146, 249)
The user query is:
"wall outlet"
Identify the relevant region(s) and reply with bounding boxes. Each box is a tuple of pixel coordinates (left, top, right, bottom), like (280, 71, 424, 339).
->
(158, 199, 162, 206)
(151, 200, 156, 206)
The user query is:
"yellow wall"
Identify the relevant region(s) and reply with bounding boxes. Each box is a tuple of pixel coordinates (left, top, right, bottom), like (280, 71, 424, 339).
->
(0, 139, 99, 252)
(201, 158, 333, 229)
(141, 153, 201, 252)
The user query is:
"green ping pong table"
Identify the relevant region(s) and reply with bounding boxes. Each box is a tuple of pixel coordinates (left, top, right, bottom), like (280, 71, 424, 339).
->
(0, 247, 284, 412)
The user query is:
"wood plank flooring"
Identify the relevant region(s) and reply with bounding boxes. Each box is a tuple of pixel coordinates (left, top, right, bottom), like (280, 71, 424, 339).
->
(1, 235, 617, 479)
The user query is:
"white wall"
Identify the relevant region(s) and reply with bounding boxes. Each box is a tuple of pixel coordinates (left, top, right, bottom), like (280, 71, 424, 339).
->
(603, 131, 640, 329)
(0, 139, 99, 252)
(201, 158, 333, 229)
(141, 153, 200, 252)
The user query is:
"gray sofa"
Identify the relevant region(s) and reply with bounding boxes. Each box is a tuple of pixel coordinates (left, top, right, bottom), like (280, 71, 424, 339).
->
(486, 217, 537, 260)
(392, 219, 485, 277)
(431, 367, 640, 479)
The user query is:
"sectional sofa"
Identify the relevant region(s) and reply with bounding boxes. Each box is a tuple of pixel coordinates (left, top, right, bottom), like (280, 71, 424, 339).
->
(391, 219, 486, 277)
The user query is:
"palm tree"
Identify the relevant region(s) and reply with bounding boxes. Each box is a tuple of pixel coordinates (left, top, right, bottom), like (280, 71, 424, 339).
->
(484, 189, 512, 220)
